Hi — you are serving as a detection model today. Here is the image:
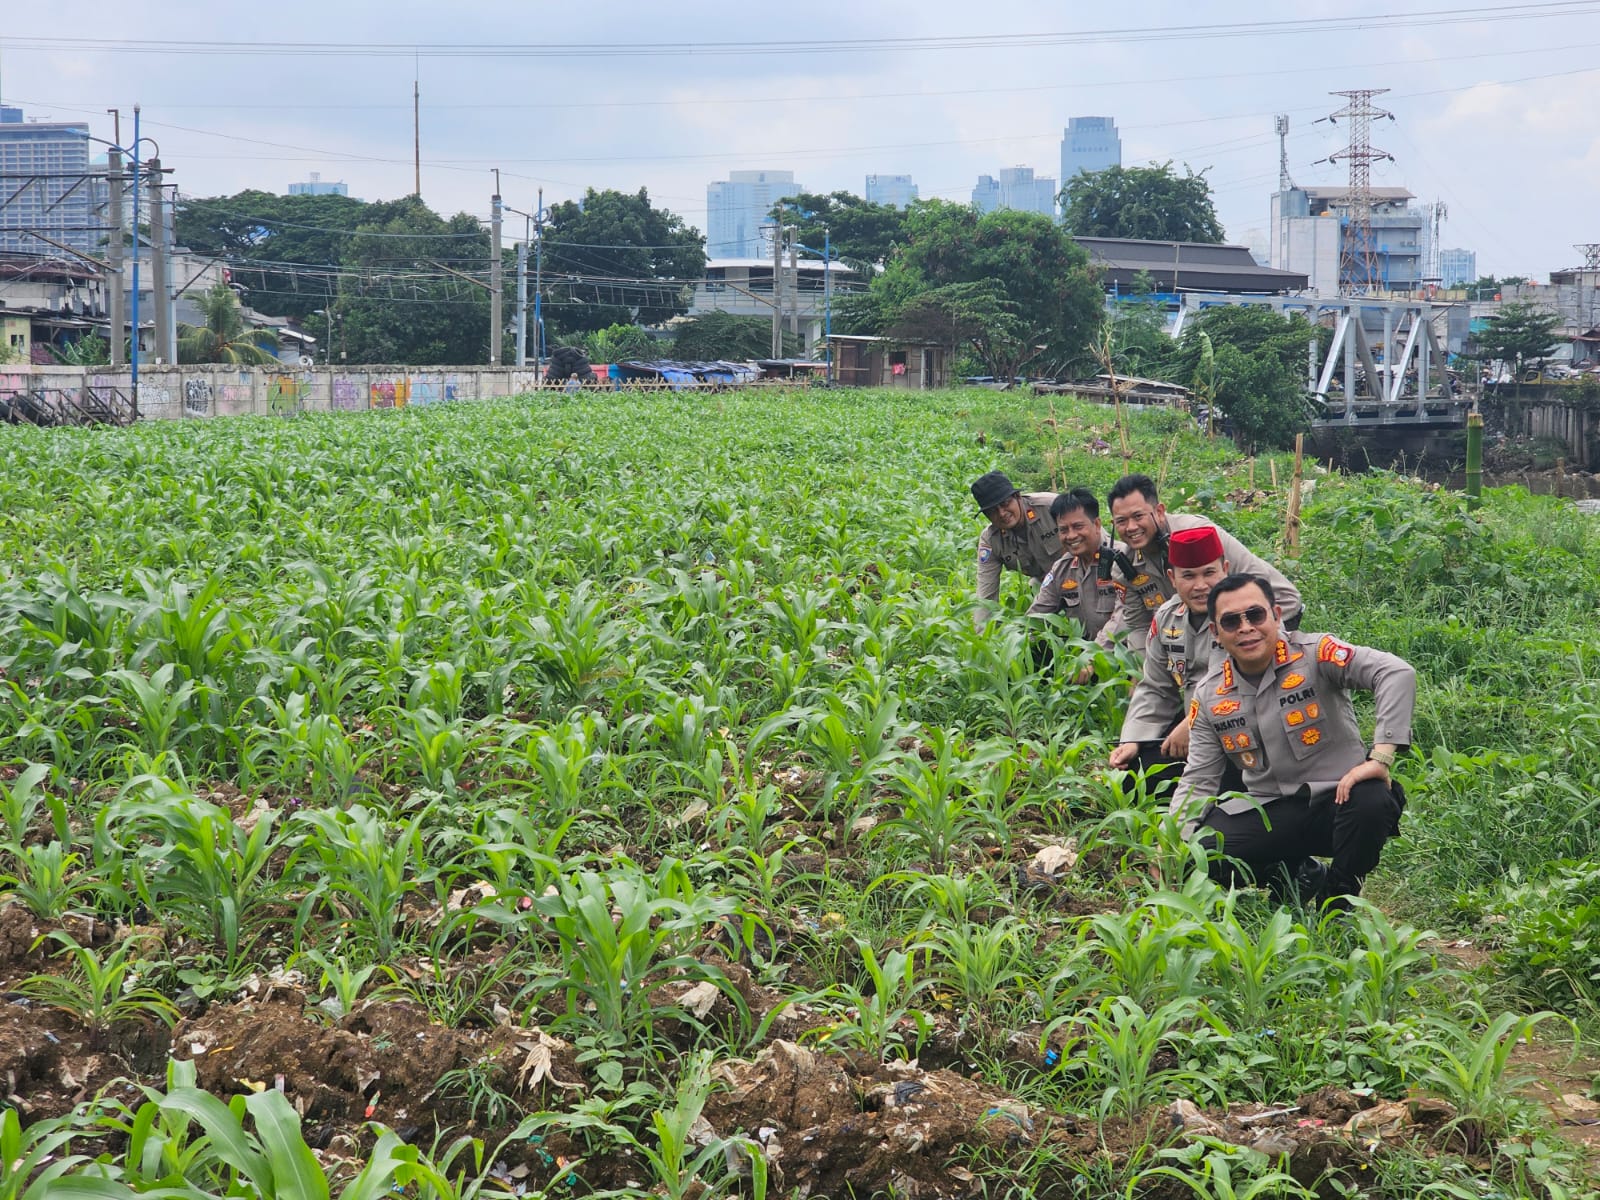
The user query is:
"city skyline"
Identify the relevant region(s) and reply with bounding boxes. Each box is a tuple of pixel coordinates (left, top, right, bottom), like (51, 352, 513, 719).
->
(1, 2, 1597, 278)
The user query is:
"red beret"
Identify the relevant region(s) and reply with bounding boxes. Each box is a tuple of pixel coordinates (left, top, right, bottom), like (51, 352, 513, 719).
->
(1167, 525, 1225, 569)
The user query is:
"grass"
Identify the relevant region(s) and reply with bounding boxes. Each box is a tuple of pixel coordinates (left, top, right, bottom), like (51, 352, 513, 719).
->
(0, 386, 1596, 1197)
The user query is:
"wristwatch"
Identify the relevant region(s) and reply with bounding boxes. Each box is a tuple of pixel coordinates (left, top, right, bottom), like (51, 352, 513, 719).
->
(1366, 746, 1397, 767)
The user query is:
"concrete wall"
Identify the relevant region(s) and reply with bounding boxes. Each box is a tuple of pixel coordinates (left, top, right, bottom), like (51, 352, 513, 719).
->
(0, 364, 550, 421)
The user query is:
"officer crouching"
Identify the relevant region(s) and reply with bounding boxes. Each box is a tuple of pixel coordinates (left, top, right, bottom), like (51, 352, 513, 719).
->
(1170, 573, 1414, 908)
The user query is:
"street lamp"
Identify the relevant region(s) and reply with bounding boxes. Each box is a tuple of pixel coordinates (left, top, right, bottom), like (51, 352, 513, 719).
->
(97, 109, 160, 406)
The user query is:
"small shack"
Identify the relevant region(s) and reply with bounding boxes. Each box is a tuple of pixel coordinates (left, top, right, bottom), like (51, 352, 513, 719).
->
(827, 335, 948, 389)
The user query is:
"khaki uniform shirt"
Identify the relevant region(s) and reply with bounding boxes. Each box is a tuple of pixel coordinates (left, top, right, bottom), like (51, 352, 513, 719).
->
(1171, 630, 1416, 822)
(975, 491, 1062, 628)
(1026, 534, 1129, 644)
(1115, 513, 1304, 653)
(1119, 593, 1222, 743)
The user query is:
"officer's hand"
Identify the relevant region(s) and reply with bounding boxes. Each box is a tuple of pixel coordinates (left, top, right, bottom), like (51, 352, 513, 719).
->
(1109, 742, 1140, 770)
(1160, 720, 1191, 758)
(1335, 759, 1389, 804)
(1073, 661, 1095, 684)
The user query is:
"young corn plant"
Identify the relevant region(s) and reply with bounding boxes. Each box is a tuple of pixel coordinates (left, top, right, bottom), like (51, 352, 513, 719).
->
(18, 932, 180, 1032)
(0, 840, 99, 921)
(1409, 1010, 1575, 1143)
(290, 804, 433, 960)
(113, 779, 286, 970)
(1076, 995, 1227, 1120)
(815, 939, 934, 1063)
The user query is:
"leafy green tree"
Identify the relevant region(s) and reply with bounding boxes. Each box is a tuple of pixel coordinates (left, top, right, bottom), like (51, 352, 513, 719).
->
(50, 334, 112, 367)
(672, 311, 799, 360)
(175, 190, 373, 323)
(541, 188, 705, 336)
(1474, 301, 1564, 388)
(580, 323, 663, 363)
(1163, 305, 1324, 451)
(177, 283, 279, 365)
(1061, 162, 1225, 244)
(769, 190, 907, 269)
(1463, 274, 1531, 301)
(858, 201, 1102, 379)
(335, 197, 495, 365)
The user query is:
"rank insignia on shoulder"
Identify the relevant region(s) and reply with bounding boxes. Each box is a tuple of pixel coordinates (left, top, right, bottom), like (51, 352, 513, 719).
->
(1317, 636, 1355, 666)
(1211, 700, 1241, 715)
(1281, 672, 1305, 689)
(1026, 509, 1036, 520)
(1273, 640, 1290, 665)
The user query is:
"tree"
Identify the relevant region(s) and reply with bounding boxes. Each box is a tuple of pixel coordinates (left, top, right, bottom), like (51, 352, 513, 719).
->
(540, 188, 705, 335)
(580, 323, 663, 363)
(1475, 301, 1564, 393)
(1463, 274, 1531, 301)
(672, 312, 799, 360)
(1162, 305, 1325, 451)
(1060, 163, 1225, 244)
(768, 191, 908, 268)
(177, 283, 279, 365)
(175, 190, 372, 323)
(859, 201, 1103, 379)
(335, 197, 495, 365)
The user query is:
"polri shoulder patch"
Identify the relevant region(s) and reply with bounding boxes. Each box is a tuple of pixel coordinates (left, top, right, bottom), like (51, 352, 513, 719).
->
(1317, 636, 1355, 667)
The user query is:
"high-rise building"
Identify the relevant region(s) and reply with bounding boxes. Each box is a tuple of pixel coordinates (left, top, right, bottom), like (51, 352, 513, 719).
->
(1270, 185, 1424, 297)
(288, 172, 350, 197)
(0, 105, 99, 255)
(865, 174, 918, 209)
(972, 167, 1057, 217)
(705, 170, 803, 258)
(1060, 116, 1121, 184)
(1439, 248, 1477, 289)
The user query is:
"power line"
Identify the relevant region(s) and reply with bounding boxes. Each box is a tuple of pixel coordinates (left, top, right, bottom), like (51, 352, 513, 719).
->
(8, 6, 1598, 58)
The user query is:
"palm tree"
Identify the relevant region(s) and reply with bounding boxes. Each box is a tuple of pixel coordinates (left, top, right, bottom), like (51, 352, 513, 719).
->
(177, 283, 280, 365)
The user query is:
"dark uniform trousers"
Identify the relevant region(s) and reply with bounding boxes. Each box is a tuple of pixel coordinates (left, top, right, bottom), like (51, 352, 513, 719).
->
(1196, 777, 1405, 896)
(1123, 720, 1243, 801)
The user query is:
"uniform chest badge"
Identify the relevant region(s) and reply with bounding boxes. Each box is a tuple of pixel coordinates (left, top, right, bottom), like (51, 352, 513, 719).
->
(1300, 728, 1322, 746)
(1062, 579, 1079, 589)
(1241, 751, 1259, 767)
(1131, 574, 1151, 587)
(1286, 710, 1305, 726)
(1281, 673, 1305, 689)
(1211, 700, 1241, 715)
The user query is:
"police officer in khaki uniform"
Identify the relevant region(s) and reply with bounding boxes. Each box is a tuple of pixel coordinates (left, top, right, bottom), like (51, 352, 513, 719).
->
(1109, 526, 1240, 796)
(1026, 489, 1128, 646)
(1172, 573, 1415, 906)
(1106, 473, 1302, 653)
(971, 471, 1061, 630)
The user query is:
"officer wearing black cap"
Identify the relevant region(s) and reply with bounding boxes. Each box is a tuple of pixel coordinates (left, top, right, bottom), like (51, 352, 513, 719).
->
(970, 471, 1062, 630)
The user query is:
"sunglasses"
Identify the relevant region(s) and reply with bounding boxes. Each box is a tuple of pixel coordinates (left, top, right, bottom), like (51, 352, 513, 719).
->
(1216, 604, 1271, 633)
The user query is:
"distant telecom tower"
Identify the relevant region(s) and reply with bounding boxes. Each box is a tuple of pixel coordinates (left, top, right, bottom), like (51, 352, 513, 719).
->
(1275, 114, 1296, 191)
(1578, 243, 1600, 271)
(1327, 88, 1395, 296)
(1421, 200, 1448, 282)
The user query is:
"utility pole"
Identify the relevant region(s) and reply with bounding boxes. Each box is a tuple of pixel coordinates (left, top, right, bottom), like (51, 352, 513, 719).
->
(533, 188, 545, 372)
(515, 239, 528, 367)
(147, 158, 171, 364)
(788, 235, 800, 343)
(769, 224, 782, 358)
(106, 140, 125, 367)
(489, 177, 502, 366)
(1328, 88, 1394, 297)
(413, 75, 421, 198)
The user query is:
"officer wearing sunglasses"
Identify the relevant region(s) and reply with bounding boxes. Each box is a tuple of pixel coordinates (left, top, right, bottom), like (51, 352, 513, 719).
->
(1171, 573, 1415, 908)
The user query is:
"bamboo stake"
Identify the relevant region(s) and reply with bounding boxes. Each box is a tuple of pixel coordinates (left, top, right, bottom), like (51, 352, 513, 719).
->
(1270, 459, 1279, 491)
(1285, 434, 1305, 556)
(1465, 412, 1483, 508)
(1247, 457, 1255, 492)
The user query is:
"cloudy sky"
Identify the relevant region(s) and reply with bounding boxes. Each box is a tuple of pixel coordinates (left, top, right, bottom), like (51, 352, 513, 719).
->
(4, 1, 1597, 277)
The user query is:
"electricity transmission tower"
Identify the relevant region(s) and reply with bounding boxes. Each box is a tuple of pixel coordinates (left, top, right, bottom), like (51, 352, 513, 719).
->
(1327, 89, 1394, 296)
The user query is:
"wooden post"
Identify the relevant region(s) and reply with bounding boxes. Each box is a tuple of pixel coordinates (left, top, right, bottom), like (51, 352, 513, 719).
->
(1247, 457, 1256, 492)
(1270, 459, 1279, 491)
(1465, 412, 1483, 508)
(1285, 434, 1305, 556)
(1555, 456, 1566, 499)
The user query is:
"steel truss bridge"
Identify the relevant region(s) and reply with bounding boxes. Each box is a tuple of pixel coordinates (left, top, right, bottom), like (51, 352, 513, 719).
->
(1171, 293, 1471, 429)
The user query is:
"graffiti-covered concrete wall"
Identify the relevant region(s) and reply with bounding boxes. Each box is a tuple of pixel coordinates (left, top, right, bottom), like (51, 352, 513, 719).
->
(0, 365, 549, 423)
